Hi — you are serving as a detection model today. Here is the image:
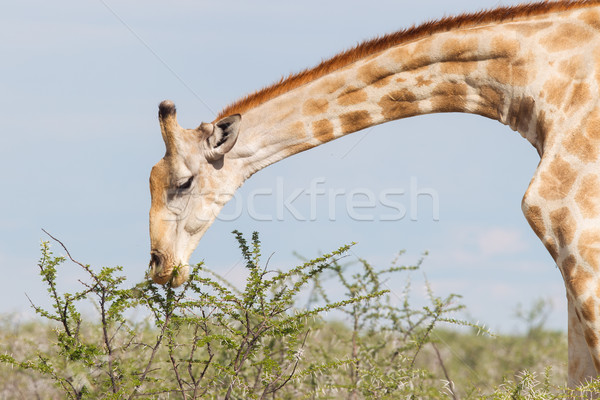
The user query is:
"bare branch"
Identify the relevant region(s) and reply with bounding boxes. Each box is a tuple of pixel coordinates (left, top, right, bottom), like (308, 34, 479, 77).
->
(431, 342, 458, 400)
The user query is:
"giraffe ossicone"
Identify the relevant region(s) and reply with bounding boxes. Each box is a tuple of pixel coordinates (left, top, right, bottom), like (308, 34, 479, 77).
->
(149, 0, 600, 386)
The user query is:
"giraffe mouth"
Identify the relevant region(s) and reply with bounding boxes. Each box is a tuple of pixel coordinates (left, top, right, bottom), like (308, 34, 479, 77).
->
(149, 250, 190, 287)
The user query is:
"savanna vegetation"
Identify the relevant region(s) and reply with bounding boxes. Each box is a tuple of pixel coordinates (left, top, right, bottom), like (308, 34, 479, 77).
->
(1, 232, 599, 399)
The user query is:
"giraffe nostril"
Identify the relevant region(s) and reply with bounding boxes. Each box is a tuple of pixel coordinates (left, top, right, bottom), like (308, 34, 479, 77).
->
(149, 251, 172, 285)
(150, 251, 163, 268)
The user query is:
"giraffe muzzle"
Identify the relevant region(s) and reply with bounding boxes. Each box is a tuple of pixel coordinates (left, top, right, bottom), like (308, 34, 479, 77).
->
(149, 250, 171, 285)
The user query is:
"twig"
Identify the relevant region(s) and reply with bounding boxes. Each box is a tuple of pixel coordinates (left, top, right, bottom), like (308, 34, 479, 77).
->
(432, 342, 458, 400)
(100, 292, 119, 394)
(263, 330, 310, 397)
(42, 229, 103, 287)
(169, 351, 188, 400)
(126, 312, 172, 400)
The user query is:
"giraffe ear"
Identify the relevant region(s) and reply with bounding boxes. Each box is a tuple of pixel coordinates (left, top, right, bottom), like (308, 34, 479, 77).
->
(203, 114, 241, 162)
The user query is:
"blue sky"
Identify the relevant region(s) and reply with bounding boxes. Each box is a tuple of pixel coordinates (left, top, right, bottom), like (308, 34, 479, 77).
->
(1, 0, 564, 332)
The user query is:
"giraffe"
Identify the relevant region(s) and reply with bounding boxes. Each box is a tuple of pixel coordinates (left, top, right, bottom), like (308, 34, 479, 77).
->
(149, 0, 600, 386)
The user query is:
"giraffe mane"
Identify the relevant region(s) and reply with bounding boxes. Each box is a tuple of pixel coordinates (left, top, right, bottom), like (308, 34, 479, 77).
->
(215, 0, 600, 121)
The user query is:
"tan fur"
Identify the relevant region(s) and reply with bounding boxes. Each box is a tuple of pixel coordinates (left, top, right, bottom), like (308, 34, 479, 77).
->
(302, 98, 329, 116)
(576, 175, 600, 217)
(339, 110, 372, 134)
(579, 230, 600, 270)
(538, 156, 577, 200)
(150, 1, 600, 386)
(565, 262, 591, 295)
(216, 0, 600, 121)
(337, 86, 368, 106)
(312, 119, 335, 142)
(540, 22, 594, 51)
(550, 207, 576, 247)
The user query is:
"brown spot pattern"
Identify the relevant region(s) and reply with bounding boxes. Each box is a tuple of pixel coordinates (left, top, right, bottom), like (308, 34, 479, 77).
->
(491, 36, 520, 58)
(550, 207, 575, 247)
(505, 21, 552, 36)
(302, 98, 329, 116)
(585, 327, 600, 348)
(585, 110, 600, 141)
(340, 110, 373, 134)
(582, 297, 597, 323)
(439, 37, 479, 75)
(391, 45, 432, 71)
(440, 61, 478, 76)
(535, 111, 552, 151)
(542, 79, 571, 107)
(512, 59, 531, 86)
(379, 90, 420, 120)
(486, 57, 529, 87)
(576, 175, 600, 218)
(217, 1, 600, 120)
(563, 255, 577, 293)
(484, 37, 530, 86)
(563, 132, 596, 163)
(507, 96, 535, 133)
(567, 82, 591, 112)
(565, 260, 592, 295)
(545, 237, 559, 260)
(373, 74, 394, 89)
(559, 55, 585, 78)
(289, 121, 306, 137)
(564, 109, 600, 163)
(337, 86, 368, 106)
(415, 75, 433, 87)
(580, 9, 600, 30)
(442, 37, 479, 59)
(579, 230, 600, 271)
(475, 85, 504, 119)
(523, 204, 545, 238)
(358, 62, 395, 86)
(541, 23, 593, 52)
(287, 142, 313, 155)
(563, 254, 577, 274)
(430, 82, 468, 113)
(312, 119, 335, 143)
(538, 156, 577, 200)
(312, 76, 345, 95)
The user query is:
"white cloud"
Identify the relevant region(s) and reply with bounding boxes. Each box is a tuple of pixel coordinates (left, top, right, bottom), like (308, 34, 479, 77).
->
(478, 227, 528, 257)
(434, 225, 531, 269)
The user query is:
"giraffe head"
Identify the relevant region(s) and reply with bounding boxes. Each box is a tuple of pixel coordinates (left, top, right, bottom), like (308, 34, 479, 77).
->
(148, 100, 242, 286)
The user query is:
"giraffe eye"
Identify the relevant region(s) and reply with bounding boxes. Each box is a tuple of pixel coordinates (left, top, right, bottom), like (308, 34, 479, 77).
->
(177, 177, 193, 191)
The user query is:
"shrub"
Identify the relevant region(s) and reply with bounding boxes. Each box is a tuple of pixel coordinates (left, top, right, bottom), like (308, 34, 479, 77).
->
(1, 232, 397, 399)
(4, 231, 597, 398)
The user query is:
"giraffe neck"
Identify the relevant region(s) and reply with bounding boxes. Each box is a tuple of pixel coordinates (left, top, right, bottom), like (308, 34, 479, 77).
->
(229, 6, 592, 175)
